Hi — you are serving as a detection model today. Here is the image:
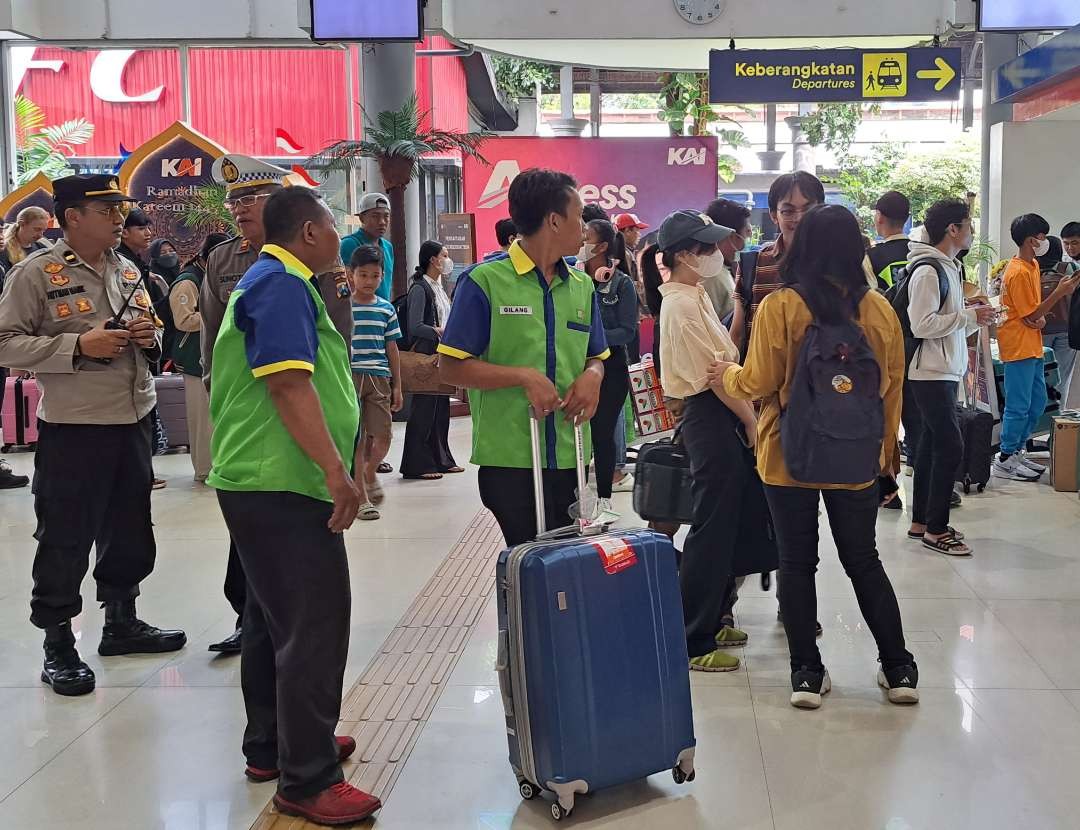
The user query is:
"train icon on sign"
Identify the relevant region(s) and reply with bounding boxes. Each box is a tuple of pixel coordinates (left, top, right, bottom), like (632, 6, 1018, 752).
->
(862, 53, 908, 97)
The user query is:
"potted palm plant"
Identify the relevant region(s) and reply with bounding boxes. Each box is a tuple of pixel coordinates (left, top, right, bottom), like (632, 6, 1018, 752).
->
(311, 95, 489, 297)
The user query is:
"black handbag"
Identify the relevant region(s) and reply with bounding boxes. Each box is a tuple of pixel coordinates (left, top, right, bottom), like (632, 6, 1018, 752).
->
(632, 436, 694, 524)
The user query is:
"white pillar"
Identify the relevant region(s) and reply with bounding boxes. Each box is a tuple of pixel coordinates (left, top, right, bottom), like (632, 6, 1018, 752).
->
(361, 42, 421, 278)
(550, 64, 587, 136)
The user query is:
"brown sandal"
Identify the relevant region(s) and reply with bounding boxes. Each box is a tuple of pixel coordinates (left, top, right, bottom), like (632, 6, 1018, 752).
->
(922, 532, 972, 556)
(403, 472, 443, 481)
(441, 466, 465, 474)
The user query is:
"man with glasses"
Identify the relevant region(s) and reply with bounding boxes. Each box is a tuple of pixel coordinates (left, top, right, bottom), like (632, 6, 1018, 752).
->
(200, 154, 353, 655)
(200, 154, 291, 656)
(0, 174, 187, 696)
(730, 171, 825, 351)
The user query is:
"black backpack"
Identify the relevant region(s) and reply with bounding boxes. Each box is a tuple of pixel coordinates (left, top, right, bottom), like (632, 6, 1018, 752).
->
(780, 286, 884, 485)
(392, 278, 436, 352)
(885, 257, 949, 345)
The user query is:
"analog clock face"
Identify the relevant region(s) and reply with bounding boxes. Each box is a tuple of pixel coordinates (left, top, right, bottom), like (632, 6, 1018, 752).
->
(673, 0, 725, 25)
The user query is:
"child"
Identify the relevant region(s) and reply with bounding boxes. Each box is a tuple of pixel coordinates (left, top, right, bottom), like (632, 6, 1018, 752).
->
(348, 245, 404, 518)
(993, 214, 1080, 481)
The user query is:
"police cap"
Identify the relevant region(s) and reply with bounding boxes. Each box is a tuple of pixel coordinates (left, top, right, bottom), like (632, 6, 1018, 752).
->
(52, 174, 135, 205)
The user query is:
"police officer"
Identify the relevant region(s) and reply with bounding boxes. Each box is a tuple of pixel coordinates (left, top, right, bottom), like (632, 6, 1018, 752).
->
(201, 155, 353, 654)
(0, 174, 186, 697)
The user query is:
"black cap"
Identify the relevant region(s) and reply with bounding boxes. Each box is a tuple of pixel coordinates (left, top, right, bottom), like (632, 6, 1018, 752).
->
(52, 174, 135, 205)
(656, 210, 733, 252)
(873, 191, 910, 223)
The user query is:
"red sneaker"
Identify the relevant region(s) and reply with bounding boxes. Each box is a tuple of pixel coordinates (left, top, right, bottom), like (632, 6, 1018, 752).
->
(245, 735, 357, 783)
(273, 781, 382, 825)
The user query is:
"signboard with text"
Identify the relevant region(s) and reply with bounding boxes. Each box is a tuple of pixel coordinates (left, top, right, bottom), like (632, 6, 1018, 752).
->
(462, 137, 719, 261)
(437, 213, 477, 269)
(710, 47, 962, 104)
(119, 122, 226, 260)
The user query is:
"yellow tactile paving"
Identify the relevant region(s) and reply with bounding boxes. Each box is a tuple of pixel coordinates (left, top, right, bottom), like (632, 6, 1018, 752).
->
(250, 509, 504, 828)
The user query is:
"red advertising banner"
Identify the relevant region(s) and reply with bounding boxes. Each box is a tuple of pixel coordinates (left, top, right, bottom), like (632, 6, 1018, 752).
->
(462, 137, 720, 260)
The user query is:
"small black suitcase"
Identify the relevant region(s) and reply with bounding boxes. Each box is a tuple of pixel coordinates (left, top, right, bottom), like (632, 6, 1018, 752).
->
(954, 342, 995, 494)
(632, 438, 694, 524)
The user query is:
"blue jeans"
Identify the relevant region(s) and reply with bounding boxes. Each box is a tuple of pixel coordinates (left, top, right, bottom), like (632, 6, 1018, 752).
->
(1044, 332, 1075, 403)
(1000, 357, 1048, 455)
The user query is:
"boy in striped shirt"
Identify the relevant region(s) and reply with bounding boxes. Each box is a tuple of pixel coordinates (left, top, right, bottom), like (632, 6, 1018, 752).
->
(348, 245, 403, 519)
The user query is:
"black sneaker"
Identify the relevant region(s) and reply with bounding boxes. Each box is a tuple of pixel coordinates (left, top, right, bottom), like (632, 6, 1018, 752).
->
(0, 459, 28, 489)
(790, 666, 831, 709)
(877, 662, 919, 704)
(950, 489, 962, 509)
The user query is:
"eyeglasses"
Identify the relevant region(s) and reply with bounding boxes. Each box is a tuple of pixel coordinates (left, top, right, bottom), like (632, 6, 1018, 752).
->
(224, 193, 273, 210)
(82, 204, 125, 218)
(777, 206, 812, 220)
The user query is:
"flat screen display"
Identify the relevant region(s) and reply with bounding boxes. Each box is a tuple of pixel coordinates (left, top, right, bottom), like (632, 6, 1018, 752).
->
(311, 0, 423, 41)
(978, 1, 1080, 31)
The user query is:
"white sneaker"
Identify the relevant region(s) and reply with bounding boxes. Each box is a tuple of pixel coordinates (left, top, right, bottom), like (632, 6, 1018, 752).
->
(597, 497, 621, 518)
(992, 454, 1041, 481)
(1015, 451, 1047, 475)
(611, 472, 635, 493)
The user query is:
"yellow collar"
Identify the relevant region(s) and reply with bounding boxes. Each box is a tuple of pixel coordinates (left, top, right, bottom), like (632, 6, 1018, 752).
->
(261, 244, 313, 279)
(508, 240, 573, 281)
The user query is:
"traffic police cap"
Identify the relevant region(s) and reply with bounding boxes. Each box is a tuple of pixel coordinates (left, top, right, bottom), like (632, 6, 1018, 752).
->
(52, 174, 135, 204)
(212, 154, 290, 194)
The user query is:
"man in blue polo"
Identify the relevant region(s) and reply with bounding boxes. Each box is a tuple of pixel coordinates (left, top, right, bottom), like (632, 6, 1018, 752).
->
(439, 168, 608, 545)
(339, 192, 393, 301)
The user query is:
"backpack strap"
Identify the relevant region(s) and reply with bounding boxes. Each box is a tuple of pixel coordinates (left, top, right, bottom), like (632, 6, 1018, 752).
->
(907, 257, 950, 312)
(737, 249, 759, 307)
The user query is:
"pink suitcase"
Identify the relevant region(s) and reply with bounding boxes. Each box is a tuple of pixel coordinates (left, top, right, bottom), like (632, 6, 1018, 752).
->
(2, 376, 41, 451)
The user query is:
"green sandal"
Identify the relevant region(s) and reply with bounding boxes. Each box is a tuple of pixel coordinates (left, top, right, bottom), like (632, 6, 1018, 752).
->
(714, 626, 749, 648)
(690, 649, 740, 672)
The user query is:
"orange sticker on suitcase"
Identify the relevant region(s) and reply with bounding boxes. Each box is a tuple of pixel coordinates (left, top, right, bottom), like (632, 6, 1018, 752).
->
(592, 537, 638, 575)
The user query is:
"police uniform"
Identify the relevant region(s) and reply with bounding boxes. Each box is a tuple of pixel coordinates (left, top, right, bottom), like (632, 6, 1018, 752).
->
(0, 174, 186, 696)
(200, 156, 353, 653)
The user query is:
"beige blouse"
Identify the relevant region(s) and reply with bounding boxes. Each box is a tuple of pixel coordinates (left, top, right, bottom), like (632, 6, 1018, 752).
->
(658, 281, 739, 400)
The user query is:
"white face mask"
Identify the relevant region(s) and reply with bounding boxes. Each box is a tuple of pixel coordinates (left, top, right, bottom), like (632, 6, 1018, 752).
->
(690, 250, 727, 279)
(577, 243, 597, 264)
(440, 256, 455, 276)
(1033, 237, 1050, 257)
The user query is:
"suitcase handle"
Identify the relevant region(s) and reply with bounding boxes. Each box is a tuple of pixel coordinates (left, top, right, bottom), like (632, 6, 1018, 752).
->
(528, 407, 595, 538)
(495, 629, 514, 717)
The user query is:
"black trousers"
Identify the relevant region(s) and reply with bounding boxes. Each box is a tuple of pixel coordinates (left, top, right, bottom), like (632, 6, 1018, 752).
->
(30, 418, 156, 629)
(591, 347, 629, 499)
(910, 380, 962, 535)
(764, 483, 913, 673)
(401, 394, 456, 477)
(678, 391, 753, 659)
(223, 539, 247, 627)
(217, 489, 350, 800)
(479, 466, 578, 546)
(900, 377, 923, 461)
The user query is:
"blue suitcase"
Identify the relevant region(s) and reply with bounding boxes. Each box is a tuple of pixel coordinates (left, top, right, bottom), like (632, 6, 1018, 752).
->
(495, 417, 696, 822)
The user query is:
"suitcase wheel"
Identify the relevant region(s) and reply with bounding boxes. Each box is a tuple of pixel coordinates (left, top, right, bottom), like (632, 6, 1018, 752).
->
(977, 483, 985, 494)
(518, 780, 538, 800)
(672, 765, 696, 784)
(550, 802, 571, 822)
(1, 444, 10, 453)
(963, 482, 971, 495)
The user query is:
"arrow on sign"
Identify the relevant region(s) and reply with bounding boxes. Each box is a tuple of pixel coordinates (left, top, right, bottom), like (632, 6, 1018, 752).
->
(916, 57, 956, 91)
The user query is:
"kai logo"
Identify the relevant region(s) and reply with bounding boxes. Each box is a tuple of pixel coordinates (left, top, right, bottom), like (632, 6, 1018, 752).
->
(161, 158, 203, 178)
(667, 147, 707, 166)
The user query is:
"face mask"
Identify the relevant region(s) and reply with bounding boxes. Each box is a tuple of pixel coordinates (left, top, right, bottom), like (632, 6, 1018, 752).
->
(1033, 238, 1050, 257)
(157, 253, 179, 270)
(577, 243, 597, 264)
(440, 257, 455, 276)
(691, 250, 727, 279)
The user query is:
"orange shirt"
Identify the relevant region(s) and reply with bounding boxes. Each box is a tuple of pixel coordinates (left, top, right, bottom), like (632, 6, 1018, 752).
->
(998, 257, 1043, 362)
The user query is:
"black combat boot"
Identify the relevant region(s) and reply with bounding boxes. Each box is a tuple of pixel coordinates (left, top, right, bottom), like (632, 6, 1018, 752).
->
(98, 599, 187, 656)
(42, 622, 96, 696)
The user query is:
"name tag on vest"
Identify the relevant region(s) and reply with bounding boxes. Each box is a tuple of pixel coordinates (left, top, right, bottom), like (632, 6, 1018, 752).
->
(500, 305, 532, 315)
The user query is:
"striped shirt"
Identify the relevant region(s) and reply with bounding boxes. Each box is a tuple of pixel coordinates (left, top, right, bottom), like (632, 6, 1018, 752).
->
(735, 236, 786, 334)
(350, 297, 401, 377)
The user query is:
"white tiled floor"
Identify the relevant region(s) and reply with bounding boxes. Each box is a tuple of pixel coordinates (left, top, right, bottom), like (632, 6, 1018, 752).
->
(1, 427, 1080, 829)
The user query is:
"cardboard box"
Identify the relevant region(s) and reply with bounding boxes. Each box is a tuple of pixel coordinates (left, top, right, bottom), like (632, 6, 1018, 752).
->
(628, 361, 660, 393)
(632, 388, 665, 417)
(637, 407, 675, 437)
(1050, 413, 1080, 492)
